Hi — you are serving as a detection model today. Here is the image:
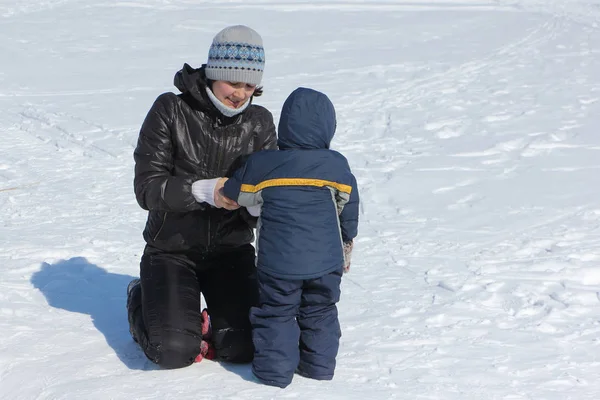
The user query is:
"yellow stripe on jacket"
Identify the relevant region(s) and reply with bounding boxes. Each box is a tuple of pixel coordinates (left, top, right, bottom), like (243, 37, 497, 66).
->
(240, 178, 352, 194)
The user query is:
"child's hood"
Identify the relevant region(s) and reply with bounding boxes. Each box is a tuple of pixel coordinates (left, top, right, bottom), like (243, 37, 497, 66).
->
(277, 87, 336, 150)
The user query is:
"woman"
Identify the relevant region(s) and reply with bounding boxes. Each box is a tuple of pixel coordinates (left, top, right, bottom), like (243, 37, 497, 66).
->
(127, 25, 277, 369)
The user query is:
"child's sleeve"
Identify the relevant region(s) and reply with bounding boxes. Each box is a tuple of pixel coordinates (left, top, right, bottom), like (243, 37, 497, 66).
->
(339, 173, 359, 243)
(222, 156, 263, 208)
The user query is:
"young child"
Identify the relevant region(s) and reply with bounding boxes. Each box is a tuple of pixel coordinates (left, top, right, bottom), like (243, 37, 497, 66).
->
(222, 87, 359, 388)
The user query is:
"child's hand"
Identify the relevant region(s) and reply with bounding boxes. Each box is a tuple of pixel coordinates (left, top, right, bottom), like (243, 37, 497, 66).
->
(343, 241, 353, 273)
(214, 178, 240, 210)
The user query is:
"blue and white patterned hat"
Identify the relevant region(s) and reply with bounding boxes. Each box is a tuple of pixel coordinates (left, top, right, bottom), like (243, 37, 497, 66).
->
(205, 25, 265, 86)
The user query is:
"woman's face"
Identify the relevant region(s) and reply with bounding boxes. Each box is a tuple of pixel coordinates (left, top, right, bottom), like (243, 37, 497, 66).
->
(212, 80, 256, 109)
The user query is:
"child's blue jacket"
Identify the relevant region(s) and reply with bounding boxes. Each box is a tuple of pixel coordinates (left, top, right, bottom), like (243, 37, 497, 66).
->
(223, 88, 359, 279)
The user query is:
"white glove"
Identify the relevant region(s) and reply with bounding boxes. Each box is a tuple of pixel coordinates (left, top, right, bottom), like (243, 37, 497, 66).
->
(191, 178, 220, 206)
(343, 241, 353, 273)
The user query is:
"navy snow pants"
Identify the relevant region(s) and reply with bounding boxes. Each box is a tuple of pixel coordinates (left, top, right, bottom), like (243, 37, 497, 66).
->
(250, 267, 343, 388)
(127, 244, 257, 369)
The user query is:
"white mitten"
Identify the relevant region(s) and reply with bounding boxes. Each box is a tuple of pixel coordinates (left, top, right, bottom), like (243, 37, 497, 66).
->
(343, 241, 353, 273)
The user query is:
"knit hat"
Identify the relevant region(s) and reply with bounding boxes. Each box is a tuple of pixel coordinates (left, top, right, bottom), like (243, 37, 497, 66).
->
(205, 25, 265, 86)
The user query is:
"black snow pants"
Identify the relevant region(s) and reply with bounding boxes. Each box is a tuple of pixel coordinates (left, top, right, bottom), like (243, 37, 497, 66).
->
(127, 244, 257, 369)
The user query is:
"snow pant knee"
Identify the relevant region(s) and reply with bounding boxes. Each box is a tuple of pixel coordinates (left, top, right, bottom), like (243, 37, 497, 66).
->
(150, 330, 202, 369)
(135, 252, 204, 368)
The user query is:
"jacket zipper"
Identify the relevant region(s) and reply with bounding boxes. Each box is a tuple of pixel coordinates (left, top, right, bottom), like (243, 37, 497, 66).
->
(207, 213, 211, 248)
(153, 212, 168, 241)
(216, 120, 224, 173)
(208, 116, 220, 250)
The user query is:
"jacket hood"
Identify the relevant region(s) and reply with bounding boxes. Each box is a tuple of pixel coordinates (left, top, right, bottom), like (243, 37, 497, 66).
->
(173, 63, 209, 103)
(277, 87, 336, 150)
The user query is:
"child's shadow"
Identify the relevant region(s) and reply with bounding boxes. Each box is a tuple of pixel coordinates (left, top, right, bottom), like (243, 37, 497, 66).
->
(30, 257, 154, 370)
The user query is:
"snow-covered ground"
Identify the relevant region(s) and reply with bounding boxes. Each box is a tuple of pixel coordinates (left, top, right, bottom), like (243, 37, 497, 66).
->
(2, 0, 600, 398)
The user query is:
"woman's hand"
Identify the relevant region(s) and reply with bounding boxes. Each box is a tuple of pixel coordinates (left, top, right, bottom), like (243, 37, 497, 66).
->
(214, 178, 240, 210)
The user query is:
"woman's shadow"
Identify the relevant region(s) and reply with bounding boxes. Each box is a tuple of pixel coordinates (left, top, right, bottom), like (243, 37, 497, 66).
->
(30, 257, 155, 370)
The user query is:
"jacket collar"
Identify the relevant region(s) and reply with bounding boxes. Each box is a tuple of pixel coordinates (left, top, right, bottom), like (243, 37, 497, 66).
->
(173, 63, 250, 126)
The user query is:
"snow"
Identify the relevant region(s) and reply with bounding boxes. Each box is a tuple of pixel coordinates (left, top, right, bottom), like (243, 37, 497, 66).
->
(2, 0, 600, 398)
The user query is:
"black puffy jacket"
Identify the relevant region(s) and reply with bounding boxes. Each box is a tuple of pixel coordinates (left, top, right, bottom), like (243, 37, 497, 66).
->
(134, 64, 277, 254)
